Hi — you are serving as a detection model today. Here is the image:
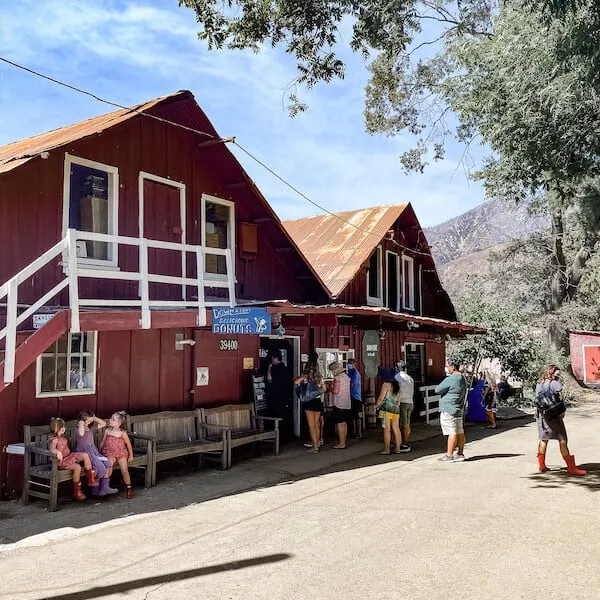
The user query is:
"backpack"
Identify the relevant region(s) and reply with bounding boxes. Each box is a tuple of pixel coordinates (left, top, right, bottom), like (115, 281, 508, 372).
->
(535, 383, 566, 420)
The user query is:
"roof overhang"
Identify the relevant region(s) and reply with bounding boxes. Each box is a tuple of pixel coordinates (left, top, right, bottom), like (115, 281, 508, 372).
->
(240, 300, 485, 337)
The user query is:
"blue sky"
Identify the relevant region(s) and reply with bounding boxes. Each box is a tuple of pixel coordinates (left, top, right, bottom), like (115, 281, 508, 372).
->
(0, 0, 486, 227)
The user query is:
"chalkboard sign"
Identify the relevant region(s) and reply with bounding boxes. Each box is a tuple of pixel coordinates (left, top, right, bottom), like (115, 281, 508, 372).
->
(252, 373, 268, 414)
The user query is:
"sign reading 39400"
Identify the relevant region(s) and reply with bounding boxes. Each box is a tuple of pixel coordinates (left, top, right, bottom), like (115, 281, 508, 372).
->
(219, 339, 238, 351)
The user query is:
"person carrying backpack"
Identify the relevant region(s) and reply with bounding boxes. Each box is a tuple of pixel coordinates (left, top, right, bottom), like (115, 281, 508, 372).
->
(535, 364, 586, 475)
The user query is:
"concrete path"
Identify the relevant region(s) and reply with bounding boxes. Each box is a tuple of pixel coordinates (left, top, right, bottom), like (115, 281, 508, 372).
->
(1, 407, 599, 600)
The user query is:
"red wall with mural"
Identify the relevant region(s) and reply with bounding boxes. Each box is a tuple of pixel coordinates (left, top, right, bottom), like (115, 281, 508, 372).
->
(569, 331, 600, 385)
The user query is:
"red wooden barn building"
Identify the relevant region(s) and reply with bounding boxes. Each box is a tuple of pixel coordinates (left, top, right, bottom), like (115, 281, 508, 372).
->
(0, 90, 478, 498)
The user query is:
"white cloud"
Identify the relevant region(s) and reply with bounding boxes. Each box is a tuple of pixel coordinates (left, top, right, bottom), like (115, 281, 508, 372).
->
(0, 0, 486, 228)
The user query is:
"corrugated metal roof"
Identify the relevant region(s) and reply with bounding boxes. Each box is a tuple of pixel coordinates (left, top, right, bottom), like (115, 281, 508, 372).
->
(0, 91, 188, 173)
(283, 205, 407, 298)
(238, 299, 485, 334)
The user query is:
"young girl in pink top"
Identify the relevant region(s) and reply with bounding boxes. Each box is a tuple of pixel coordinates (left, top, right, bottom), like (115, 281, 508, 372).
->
(49, 417, 98, 501)
(100, 411, 135, 499)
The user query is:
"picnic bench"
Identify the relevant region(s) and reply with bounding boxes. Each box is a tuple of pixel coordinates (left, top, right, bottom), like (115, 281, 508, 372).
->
(199, 403, 281, 469)
(22, 420, 154, 512)
(126, 410, 229, 486)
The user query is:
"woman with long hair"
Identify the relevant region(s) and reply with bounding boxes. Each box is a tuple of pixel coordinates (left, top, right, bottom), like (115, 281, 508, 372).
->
(536, 364, 586, 475)
(295, 351, 326, 453)
(375, 376, 403, 455)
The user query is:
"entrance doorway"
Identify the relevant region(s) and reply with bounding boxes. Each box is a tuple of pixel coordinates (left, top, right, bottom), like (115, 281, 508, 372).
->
(259, 336, 301, 438)
(405, 343, 426, 414)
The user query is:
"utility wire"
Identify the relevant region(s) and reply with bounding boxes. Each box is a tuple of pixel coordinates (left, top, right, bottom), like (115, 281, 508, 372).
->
(0, 56, 215, 140)
(0, 55, 432, 257)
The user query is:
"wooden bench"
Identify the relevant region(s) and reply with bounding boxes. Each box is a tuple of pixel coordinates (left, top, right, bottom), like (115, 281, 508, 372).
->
(22, 420, 154, 512)
(199, 404, 281, 469)
(126, 410, 229, 486)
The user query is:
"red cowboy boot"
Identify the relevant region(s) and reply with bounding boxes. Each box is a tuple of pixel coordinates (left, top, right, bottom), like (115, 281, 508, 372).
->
(564, 455, 587, 476)
(86, 469, 99, 487)
(537, 453, 549, 473)
(72, 481, 86, 501)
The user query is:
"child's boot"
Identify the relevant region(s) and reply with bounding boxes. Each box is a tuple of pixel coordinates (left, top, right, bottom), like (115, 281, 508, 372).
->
(564, 455, 587, 476)
(72, 481, 86, 501)
(98, 477, 119, 496)
(126, 485, 134, 499)
(86, 468, 99, 487)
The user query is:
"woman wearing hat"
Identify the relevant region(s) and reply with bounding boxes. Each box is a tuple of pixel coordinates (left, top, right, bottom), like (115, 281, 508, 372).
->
(375, 369, 403, 455)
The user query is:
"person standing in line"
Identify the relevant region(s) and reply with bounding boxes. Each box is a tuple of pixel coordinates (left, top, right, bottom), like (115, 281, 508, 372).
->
(536, 365, 586, 475)
(375, 372, 403, 455)
(435, 363, 467, 462)
(295, 351, 326, 453)
(394, 361, 414, 452)
(328, 361, 352, 449)
(347, 358, 363, 439)
(267, 350, 294, 442)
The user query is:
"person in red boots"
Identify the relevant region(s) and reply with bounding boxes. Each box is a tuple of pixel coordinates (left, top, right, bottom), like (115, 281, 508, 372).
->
(49, 417, 98, 501)
(535, 365, 586, 476)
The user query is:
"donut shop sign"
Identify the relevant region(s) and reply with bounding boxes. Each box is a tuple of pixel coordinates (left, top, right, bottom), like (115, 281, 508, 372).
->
(211, 307, 272, 335)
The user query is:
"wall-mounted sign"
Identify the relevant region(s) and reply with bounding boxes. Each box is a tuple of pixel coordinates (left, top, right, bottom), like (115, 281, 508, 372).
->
(583, 345, 600, 384)
(243, 357, 254, 370)
(362, 330, 380, 378)
(219, 339, 239, 351)
(33, 314, 54, 330)
(212, 307, 271, 335)
(196, 367, 209, 386)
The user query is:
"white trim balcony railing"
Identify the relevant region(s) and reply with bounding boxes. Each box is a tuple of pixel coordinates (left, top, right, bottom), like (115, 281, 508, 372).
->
(0, 229, 236, 384)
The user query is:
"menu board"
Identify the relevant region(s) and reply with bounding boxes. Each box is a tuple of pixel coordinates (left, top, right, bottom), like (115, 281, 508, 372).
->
(252, 374, 268, 414)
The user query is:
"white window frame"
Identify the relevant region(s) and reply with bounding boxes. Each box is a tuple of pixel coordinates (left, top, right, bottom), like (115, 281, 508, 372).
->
(139, 172, 187, 299)
(315, 348, 355, 381)
(385, 250, 401, 312)
(366, 246, 383, 307)
(201, 193, 235, 281)
(36, 332, 98, 398)
(402, 254, 415, 311)
(62, 153, 119, 268)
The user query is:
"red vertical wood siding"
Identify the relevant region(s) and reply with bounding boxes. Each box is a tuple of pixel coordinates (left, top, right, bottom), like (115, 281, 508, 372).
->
(0, 97, 324, 310)
(193, 331, 259, 406)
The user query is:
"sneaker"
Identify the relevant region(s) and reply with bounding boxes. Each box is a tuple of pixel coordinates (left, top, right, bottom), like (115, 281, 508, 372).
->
(453, 454, 466, 462)
(399, 444, 412, 453)
(438, 455, 455, 463)
(318, 439, 324, 447)
(304, 442, 313, 448)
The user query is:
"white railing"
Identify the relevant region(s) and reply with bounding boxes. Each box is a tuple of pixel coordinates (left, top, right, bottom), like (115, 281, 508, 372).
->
(419, 385, 441, 424)
(0, 228, 236, 384)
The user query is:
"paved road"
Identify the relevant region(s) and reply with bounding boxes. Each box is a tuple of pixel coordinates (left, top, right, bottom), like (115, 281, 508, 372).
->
(1, 407, 599, 600)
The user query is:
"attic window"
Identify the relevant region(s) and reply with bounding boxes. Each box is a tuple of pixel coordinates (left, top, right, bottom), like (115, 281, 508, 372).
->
(202, 194, 235, 278)
(402, 255, 415, 310)
(366, 246, 383, 307)
(63, 154, 119, 266)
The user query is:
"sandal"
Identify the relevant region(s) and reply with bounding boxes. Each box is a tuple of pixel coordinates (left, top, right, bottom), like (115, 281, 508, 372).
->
(333, 445, 346, 450)
(377, 450, 391, 455)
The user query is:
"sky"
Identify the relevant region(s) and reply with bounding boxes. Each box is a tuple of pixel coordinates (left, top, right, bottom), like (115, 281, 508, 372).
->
(0, 0, 487, 227)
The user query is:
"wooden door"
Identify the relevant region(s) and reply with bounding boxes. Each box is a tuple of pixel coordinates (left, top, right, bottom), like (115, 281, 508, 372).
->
(142, 178, 184, 301)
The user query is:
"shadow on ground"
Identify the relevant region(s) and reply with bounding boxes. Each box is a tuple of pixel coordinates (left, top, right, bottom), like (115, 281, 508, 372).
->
(526, 462, 600, 492)
(30, 553, 292, 600)
(0, 414, 534, 546)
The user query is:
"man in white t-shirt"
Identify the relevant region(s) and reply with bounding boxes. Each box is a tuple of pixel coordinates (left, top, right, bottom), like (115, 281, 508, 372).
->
(394, 361, 414, 452)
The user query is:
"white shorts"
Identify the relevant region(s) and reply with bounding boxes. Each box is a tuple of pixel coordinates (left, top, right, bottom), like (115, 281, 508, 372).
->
(440, 412, 464, 436)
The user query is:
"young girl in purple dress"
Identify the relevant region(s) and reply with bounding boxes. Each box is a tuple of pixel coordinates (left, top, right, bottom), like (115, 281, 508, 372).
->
(75, 410, 118, 496)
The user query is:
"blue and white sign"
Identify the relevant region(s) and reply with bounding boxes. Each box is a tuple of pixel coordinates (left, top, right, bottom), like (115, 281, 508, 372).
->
(212, 307, 272, 335)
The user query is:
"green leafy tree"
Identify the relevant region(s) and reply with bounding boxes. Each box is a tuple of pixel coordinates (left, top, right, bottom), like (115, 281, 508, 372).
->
(447, 278, 549, 386)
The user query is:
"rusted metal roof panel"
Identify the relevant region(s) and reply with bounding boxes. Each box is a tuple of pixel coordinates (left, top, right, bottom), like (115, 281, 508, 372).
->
(239, 299, 485, 334)
(0, 92, 188, 173)
(283, 205, 407, 298)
